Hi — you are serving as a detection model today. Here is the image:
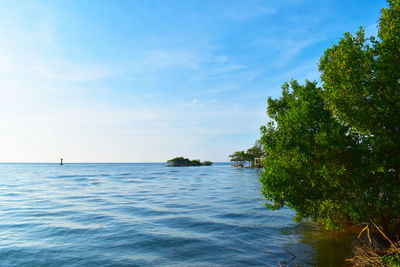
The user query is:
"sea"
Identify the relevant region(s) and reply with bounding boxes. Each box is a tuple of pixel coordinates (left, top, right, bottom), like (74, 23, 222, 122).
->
(0, 163, 353, 266)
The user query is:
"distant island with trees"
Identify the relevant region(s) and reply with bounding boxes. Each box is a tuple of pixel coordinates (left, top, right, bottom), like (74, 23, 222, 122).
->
(229, 140, 265, 168)
(167, 157, 213, 167)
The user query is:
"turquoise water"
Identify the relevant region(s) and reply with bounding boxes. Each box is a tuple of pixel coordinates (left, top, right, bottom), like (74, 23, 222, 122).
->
(0, 163, 351, 266)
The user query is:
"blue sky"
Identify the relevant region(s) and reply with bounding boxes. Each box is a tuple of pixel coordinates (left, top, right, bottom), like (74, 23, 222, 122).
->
(0, 0, 386, 162)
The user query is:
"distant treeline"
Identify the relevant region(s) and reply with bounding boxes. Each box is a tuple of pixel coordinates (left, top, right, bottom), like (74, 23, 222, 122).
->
(167, 157, 213, 167)
(229, 140, 265, 168)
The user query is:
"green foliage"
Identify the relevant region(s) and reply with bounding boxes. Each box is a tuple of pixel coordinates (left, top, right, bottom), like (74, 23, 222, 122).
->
(167, 157, 212, 166)
(319, 0, 399, 174)
(229, 151, 247, 166)
(260, 1, 400, 230)
(247, 141, 264, 159)
(167, 157, 192, 166)
(319, 0, 400, 228)
(230, 140, 265, 167)
(260, 80, 368, 229)
(381, 253, 400, 267)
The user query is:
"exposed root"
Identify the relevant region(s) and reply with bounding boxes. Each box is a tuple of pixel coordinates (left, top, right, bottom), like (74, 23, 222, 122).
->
(347, 222, 400, 266)
(346, 245, 386, 267)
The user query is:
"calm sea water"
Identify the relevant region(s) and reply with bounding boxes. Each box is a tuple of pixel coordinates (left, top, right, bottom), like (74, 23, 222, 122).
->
(0, 163, 353, 266)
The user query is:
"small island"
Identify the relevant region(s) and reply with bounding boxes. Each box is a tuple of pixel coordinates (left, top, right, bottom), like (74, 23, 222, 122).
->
(167, 157, 213, 167)
(229, 140, 265, 168)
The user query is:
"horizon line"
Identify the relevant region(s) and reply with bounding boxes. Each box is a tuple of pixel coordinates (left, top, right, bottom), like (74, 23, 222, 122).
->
(0, 161, 230, 164)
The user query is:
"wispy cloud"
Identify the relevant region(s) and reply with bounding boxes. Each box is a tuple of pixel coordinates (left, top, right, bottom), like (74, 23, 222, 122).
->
(222, 1, 277, 20)
(33, 61, 122, 81)
(274, 38, 319, 67)
(0, 0, 384, 162)
(142, 49, 199, 69)
(32, 17, 56, 47)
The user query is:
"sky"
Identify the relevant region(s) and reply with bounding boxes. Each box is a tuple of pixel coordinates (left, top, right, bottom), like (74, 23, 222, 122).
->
(0, 0, 387, 163)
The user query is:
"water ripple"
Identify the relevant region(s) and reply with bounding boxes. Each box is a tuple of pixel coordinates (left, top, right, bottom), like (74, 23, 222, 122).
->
(0, 163, 343, 266)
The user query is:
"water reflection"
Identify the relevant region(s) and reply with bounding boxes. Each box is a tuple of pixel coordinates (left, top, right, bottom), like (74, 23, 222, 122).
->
(279, 222, 355, 266)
